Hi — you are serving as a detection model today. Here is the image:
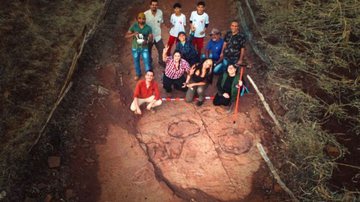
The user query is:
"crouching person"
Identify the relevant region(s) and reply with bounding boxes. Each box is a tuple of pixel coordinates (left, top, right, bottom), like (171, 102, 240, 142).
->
(213, 64, 243, 108)
(130, 70, 162, 114)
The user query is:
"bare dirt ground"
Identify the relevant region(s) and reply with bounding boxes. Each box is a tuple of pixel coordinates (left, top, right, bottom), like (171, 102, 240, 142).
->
(72, 0, 282, 201)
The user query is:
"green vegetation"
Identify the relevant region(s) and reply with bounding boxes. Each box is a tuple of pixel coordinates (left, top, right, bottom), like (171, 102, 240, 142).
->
(0, 0, 102, 196)
(245, 0, 359, 200)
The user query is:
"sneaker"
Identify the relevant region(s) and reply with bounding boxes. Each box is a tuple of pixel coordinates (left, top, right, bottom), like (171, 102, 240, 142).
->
(196, 101, 204, 106)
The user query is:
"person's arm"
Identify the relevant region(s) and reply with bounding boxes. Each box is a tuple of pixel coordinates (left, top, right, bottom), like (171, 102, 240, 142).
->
(133, 82, 142, 113)
(237, 47, 245, 65)
(162, 46, 170, 62)
(125, 24, 137, 38)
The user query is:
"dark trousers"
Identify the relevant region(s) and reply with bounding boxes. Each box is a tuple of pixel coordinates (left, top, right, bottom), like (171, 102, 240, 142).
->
(213, 93, 231, 106)
(163, 74, 187, 93)
(148, 39, 165, 67)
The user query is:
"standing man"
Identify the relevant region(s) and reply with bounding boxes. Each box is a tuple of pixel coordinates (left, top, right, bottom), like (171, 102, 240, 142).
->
(125, 12, 153, 81)
(213, 21, 246, 74)
(130, 70, 162, 114)
(144, 0, 166, 68)
(189, 1, 209, 57)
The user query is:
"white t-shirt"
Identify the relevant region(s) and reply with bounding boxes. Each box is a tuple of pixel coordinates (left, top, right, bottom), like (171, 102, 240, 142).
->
(169, 13, 186, 37)
(189, 11, 209, 38)
(144, 9, 163, 42)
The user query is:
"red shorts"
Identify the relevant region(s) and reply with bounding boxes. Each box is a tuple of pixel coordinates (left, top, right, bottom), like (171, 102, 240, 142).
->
(167, 35, 177, 55)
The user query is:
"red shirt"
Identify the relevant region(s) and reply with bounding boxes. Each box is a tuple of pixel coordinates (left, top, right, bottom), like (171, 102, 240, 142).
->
(133, 80, 160, 100)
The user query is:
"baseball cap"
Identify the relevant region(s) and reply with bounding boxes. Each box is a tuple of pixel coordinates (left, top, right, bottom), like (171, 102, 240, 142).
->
(210, 28, 220, 36)
(138, 12, 146, 19)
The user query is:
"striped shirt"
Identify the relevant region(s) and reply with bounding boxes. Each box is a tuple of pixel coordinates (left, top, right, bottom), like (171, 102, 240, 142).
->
(164, 56, 190, 79)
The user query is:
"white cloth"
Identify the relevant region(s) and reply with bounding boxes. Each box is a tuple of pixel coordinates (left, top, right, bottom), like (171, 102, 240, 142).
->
(169, 13, 186, 37)
(189, 11, 209, 38)
(144, 9, 163, 42)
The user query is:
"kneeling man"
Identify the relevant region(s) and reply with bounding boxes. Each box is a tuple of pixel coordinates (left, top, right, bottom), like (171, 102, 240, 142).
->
(130, 70, 162, 114)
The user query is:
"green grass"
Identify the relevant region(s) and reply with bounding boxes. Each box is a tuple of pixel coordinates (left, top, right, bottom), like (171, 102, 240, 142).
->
(247, 0, 360, 200)
(0, 0, 103, 196)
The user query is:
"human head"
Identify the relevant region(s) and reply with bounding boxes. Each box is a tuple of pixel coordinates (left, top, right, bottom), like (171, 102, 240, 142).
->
(145, 70, 154, 82)
(196, 1, 205, 14)
(210, 28, 221, 41)
(227, 64, 237, 76)
(202, 58, 213, 70)
(149, 0, 158, 12)
(173, 3, 182, 15)
(230, 21, 239, 34)
(177, 31, 186, 42)
(137, 12, 146, 25)
(173, 51, 182, 63)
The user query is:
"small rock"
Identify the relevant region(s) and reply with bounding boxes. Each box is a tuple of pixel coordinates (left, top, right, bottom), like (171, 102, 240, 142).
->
(44, 194, 52, 202)
(273, 183, 282, 193)
(85, 157, 95, 163)
(65, 189, 75, 199)
(0, 190, 6, 199)
(48, 156, 61, 168)
(325, 145, 340, 158)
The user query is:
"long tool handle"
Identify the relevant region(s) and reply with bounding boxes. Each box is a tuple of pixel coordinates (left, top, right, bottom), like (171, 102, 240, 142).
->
(233, 67, 244, 122)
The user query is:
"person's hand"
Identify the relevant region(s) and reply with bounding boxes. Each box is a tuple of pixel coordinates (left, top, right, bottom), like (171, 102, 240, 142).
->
(190, 25, 196, 32)
(236, 59, 243, 65)
(200, 30, 205, 35)
(182, 82, 188, 88)
(163, 45, 169, 52)
(187, 83, 194, 90)
(219, 53, 224, 61)
(236, 80, 243, 89)
(189, 66, 196, 75)
(135, 108, 142, 115)
(223, 93, 230, 98)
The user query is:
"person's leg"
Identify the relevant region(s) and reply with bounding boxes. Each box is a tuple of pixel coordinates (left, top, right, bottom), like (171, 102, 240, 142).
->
(185, 86, 196, 103)
(142, 48, 151, 72)
(173, 76, 187, 92)
(148, 40, 154, 66)
(197, 37, 204, 57)
(167, 35, 176, 55)
(213, 59, 228, 75)
(197, 85, 207, 102)
(131, 48, 141, 77)
(145, 95, 162, 110)
(130, 98, 146, 114)
(155, 39, 165, 67)
(162, 74, 173, 93)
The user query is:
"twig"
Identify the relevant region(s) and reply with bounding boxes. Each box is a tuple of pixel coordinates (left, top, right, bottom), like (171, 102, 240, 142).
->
(247, 75, 283, 133)
(335, 162, 360, 170)
(257, 143, 299, 202)
(28, 82, 73, 152)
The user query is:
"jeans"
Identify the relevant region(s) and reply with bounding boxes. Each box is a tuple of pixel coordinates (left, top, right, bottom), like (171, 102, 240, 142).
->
(185, 84, 208, 102)
(213, 58, 229, 75)
(131, 48, 151, 76)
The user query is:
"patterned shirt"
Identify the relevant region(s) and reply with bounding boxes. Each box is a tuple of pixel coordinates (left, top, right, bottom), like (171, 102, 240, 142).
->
(223, 31, 246, 63)
(164, 56, 190, 79)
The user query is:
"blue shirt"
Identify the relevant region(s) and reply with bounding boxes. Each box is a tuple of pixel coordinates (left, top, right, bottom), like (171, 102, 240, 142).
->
(206, 38, 224, 61)
(175, 32, 199, 66)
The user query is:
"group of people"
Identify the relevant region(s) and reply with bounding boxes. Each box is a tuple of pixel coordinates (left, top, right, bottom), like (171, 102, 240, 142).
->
(127, 0, 248, 115)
